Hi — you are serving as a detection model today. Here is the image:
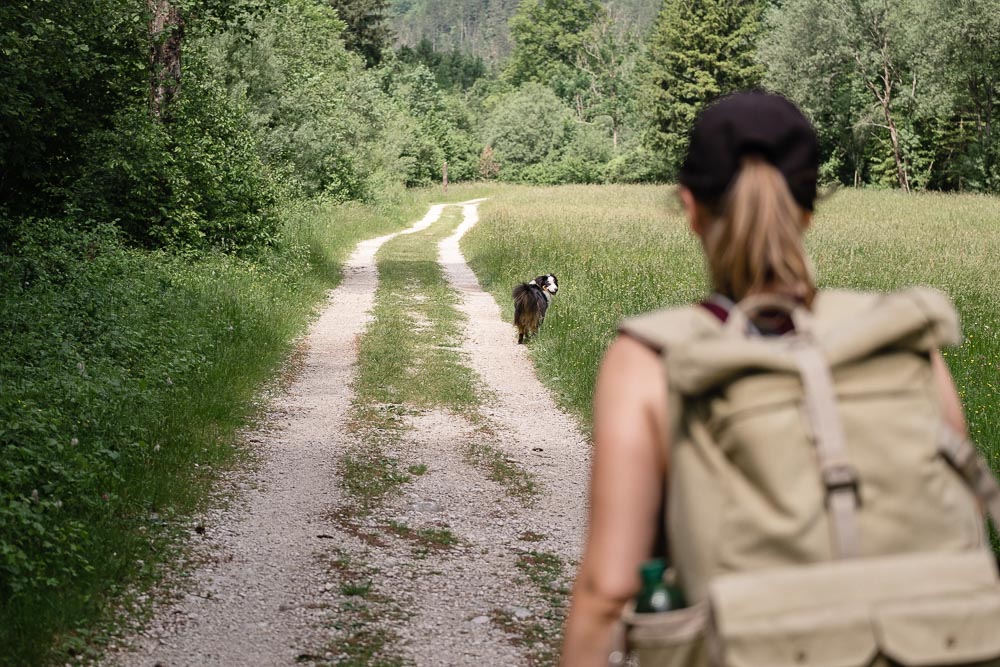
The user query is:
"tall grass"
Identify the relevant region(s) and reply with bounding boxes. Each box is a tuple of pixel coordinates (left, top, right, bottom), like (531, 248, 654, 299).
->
(463, 184, 703, 426)
(0, 193, 430, 665)
(461, 185, 1000, 463)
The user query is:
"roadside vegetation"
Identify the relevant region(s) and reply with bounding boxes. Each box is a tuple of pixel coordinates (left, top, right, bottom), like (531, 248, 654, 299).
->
(0, 196, 427, 665)
(462, 185, 1000, 459)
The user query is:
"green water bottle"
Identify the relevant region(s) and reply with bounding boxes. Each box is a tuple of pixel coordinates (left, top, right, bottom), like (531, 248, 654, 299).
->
(635, 558, 686, 613)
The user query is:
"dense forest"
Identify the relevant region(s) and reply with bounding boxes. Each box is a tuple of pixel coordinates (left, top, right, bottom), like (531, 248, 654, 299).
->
(1, 0, 998, 660)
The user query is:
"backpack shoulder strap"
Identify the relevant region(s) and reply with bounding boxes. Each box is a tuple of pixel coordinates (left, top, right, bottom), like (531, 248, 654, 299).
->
(939, 428, 1000, 537)
(791, 333, 863, 559)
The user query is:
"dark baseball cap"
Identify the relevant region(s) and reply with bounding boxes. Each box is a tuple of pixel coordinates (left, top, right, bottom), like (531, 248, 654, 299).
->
(678, 91, 820, 211)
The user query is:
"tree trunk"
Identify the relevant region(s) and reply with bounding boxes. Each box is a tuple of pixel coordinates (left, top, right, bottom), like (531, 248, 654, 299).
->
(148, 0, 184, 121)
(861, 44, 910, 192)
(883, 104, 909, 192)
(852, 2, 910, 192)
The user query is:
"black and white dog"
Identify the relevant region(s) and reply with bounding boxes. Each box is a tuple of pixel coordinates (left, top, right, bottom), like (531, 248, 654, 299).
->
(512, 274, 558, 344)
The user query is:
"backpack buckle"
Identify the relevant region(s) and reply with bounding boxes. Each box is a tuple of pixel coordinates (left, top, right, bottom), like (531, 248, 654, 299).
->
(822, 463, 861, 506)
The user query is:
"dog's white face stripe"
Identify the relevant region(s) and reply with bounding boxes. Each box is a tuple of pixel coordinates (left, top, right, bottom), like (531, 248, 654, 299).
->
(545, 276, 558, 294)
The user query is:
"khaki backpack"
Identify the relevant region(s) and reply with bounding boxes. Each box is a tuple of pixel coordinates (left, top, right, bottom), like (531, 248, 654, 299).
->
(613, 287, 1000, 667)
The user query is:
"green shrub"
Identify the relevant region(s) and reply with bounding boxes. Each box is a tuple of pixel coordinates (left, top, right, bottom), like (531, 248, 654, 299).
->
(604, 145, 666, 183)
(72, 82, 281, 254)
(483, 83, 575, 180)
(520, 122, 614, 185)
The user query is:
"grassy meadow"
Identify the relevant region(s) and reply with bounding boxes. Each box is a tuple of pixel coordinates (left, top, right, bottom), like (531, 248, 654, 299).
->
(461, 185, 1000, 463)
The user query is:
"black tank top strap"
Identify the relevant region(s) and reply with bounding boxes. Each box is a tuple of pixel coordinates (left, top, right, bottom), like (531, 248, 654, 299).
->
(700, 293, 797, 336)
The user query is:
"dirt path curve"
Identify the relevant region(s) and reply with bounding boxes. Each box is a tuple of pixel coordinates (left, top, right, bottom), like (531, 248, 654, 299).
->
(110, 200, 589, 666)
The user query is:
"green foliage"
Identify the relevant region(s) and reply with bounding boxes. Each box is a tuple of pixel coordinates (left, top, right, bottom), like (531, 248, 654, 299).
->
(904, 0, 1000, 192)
(759, 0, 873, 187)
(761, 0, 1000, 194)
(196, 0, 405, 201)
(195, 0, 482, 199)
(603, 145, 662, 183)
(0, 0, 146, 222)
(480, 77, 637, 185)
(575, 14, 641, 148)
(390, 0, 662, 67)
(639, 0, 766, 177)
(482, 83, 574, 179)
(397, 37, 488, 90)
(506, 0, 603, 92)
(523, 122, 615, 184)
(72, 84, 281, 253)
(0, 0, 293, 254)
(391, 0, 521, 67)
(381, 62, 483, 185)
(389, 64, 449, 185)
(504, 0, 605, 103)
(327, 0, 395, 66)
(603, 0, 662, 35)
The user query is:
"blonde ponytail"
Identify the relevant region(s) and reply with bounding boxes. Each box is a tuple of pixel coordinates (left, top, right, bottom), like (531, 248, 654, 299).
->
(702, 157, 816, 308)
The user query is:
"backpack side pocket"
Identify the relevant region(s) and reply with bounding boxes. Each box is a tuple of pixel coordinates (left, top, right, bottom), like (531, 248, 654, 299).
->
(622, 601, 708, 666)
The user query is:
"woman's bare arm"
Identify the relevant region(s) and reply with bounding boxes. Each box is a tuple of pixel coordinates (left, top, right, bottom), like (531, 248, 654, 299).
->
(560, 335, 670, 667)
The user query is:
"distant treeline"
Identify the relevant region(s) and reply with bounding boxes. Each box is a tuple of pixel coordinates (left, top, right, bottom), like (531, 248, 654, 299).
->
(393, 0, 999, 195)
(2, 1, 996, 258)
(391, 0, 663, 64)
(0, 0, 482, 256)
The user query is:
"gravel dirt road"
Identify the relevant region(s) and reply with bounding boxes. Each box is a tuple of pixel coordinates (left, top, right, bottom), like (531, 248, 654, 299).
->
(109, 200, 589, 667)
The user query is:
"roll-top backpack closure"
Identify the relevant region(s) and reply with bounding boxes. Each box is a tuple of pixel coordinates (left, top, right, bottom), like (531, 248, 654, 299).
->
(664, 288, 961, 397)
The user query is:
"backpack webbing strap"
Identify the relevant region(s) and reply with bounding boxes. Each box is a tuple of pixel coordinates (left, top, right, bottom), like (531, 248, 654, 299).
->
(939, 427, 1000, 537)
(792, 343, 862, 559)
